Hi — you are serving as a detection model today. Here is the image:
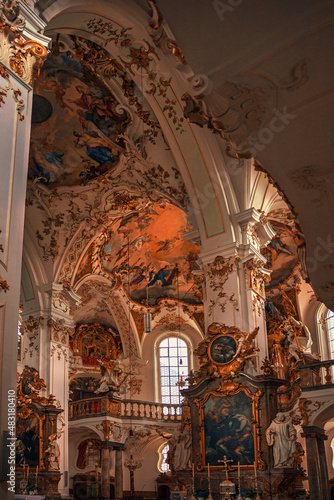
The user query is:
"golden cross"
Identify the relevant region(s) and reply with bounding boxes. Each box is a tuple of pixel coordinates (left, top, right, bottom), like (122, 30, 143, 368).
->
(218, 456, 234, 480)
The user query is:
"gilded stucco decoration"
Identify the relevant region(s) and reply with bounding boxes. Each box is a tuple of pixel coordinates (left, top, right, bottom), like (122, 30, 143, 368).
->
(243, 257, 270, 298)
(193, 322, 259, 382)
(0, 64, 24, 118)
(47, 317, 70, 344)
(70, 322, 122, 363)
(96, 420, 123, 442)
(205, 255, 239, 316)
(21, 315, 43, 359)
(146, 0, 188, 65)
(0, 276, 9, 291)
(0, 17, 47, 85)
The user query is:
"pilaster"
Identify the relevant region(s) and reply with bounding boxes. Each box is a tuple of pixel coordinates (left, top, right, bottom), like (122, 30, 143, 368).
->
(0, 2, 49, 498)
(200, 209, 273, 374)
(301, 425, 330, 500)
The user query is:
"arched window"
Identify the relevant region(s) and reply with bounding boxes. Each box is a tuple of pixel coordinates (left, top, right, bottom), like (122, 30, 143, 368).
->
(158, 336, 189, 405)
(326, 309, 334, 359)
(158, 443, 170, 473)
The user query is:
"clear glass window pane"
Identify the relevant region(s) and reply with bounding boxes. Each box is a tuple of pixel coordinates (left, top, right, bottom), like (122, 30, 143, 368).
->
(158, 336, 189, 406)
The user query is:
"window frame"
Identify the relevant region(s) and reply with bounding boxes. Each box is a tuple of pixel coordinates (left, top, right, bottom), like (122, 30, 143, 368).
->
(154, 332, 193, 404)
(317, 303, 334, 360)
(157, 442, 170, 473)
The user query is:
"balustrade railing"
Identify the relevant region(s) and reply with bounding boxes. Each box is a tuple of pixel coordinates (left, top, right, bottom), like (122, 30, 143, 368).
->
(69, 397, 182, 422)
(297, 359, 334, 389)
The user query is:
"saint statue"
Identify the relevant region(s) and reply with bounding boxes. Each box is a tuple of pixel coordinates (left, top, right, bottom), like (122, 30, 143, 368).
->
(266, 413, 297, 467)
(46, 434, 60, 471)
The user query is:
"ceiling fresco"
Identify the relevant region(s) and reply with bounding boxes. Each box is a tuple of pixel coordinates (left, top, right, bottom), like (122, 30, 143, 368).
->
(262, 209, 303, 289)
(75, 200, 202, 306)
(29, 52, 131, 186)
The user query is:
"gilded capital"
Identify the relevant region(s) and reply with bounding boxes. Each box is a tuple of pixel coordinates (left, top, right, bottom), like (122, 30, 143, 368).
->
(0, 0, 49, 85)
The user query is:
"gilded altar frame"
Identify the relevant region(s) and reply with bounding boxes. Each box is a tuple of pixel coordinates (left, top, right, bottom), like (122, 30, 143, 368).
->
(194, 382, 265, 471)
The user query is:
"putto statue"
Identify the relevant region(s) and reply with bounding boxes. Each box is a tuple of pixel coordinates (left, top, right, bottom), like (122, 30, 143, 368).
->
(0, 0, 25, 31)
(266, 412, 297, 467)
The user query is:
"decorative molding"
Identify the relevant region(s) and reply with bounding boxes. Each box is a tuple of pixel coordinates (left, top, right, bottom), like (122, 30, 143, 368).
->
(193, 322, 259, 382)
(0, 64, 24, 118)
(0, 20, 47, 85)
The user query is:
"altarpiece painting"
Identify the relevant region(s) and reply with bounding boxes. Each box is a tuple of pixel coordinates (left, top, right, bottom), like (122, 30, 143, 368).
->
(198, 384, 263, 470)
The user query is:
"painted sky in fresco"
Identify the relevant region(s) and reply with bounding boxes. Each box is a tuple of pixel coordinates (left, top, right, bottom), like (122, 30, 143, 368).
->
(96, 202, 202, 305)
(29, 53, 130, 186)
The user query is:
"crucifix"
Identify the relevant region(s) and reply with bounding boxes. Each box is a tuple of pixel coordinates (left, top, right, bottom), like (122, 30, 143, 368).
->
(218, 456, 234, 480)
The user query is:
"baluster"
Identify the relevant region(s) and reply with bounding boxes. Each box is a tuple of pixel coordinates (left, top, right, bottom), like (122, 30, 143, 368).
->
(313, 367, 321, 386)
(149, 404, 153, 419)
(123, 401, 128, 416)
(325, 365, 332, 384)
(143, 403, 147, 418)
(130, 401, 134, 417)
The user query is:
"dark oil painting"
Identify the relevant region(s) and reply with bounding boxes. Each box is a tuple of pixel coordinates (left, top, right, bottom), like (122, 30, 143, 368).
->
(210, 335, 237, 364)
(204, 390, 254, 466)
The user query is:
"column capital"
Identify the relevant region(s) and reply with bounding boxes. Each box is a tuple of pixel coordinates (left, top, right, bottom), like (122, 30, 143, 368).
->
(235, 207, 275, 251)
(0, 0, 50, 85)
(101, 441, 125, 450)
(200, 242, 239, 264)
(40, 282, 81, 323)
(301, 425, 328, 440)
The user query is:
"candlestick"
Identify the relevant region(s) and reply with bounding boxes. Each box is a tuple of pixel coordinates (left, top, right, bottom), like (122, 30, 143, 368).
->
(254, 461, 257, 478)
(236, 461, 242, 500)
(27, 465, 29, 480)
(36, 465, 38, 480)
(208, 463, 210, 479)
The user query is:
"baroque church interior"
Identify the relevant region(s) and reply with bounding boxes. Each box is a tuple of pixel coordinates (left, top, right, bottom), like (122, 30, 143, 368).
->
(0, 0, 334, 499)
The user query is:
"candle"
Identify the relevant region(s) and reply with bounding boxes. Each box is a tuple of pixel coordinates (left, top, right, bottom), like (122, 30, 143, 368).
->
(36, 465, 38, 480)
(208, 463, 210, 478)
(238, 461, 240, 480)
(254, 461, 257, 478)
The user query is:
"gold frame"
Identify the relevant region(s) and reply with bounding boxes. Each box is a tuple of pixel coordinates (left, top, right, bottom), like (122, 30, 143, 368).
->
(194, 381, 265, 471)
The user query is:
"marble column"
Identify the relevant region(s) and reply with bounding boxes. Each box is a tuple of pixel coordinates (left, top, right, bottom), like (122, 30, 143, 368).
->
(0, 3, 49, 499)
(115, 448, 124, 500)
(302, 425, 330, 500)
(101, 441, 113, 500)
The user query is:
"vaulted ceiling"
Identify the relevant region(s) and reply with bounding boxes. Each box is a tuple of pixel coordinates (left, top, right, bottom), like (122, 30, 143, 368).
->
(27, 0, 334, 313)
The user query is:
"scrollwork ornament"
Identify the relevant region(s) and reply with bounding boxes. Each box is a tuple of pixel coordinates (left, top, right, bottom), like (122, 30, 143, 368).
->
(0, 63, 24, 118)
(193, 322, 259, 382)
(0, 20, 48, 85)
